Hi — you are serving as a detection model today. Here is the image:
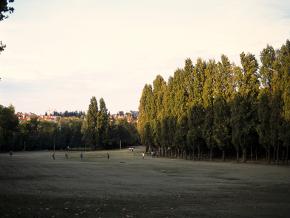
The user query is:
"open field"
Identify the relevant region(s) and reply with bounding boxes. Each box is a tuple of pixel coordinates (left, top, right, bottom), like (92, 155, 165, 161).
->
(0, 147, 290, 218)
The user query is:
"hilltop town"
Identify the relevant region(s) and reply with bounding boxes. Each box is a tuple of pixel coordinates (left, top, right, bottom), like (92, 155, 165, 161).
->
(16, 110, 139, 124)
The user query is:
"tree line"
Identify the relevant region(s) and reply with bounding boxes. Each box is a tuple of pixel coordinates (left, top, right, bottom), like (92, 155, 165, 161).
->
(138, 40, 290, 164)
(0, 97, 139, 151)
(81, 97, 139, 150)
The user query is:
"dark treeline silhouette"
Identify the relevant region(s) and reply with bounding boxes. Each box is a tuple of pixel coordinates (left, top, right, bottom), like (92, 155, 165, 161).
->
(138, 40, 290, 164)
(0, 98, 139, 151)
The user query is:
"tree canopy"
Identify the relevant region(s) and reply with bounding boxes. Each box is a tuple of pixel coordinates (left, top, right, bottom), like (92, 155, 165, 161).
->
(138, 40, 290, 163)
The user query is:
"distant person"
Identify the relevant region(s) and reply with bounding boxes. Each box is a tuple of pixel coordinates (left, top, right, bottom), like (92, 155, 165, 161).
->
(52, 152, 55, 160)
(142, 152, 145, 159)
(80, 152, 83, 160)
(107, 152, 110, 160)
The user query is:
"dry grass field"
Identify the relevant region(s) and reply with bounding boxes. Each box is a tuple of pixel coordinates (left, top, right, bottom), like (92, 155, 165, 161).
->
(0, 147, 290, 217)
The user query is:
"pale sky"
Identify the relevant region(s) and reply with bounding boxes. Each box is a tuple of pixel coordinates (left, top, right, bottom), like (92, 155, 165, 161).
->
(0, 0, 289, 114)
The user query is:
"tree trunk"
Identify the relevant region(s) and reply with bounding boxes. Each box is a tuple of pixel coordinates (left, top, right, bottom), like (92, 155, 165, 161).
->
(268, 146, 271, 164)
(242, 148, 247, 163)
(282, 150, 285, 164)
(165, 147, 167, 157)
(210, 147, 213, 161)
(276, 144, 279, 165)
(250, 145, 253, 161)
(287, 145, 289, 165)
(255, 147, 258, 161)
(273, 147, 276, 163)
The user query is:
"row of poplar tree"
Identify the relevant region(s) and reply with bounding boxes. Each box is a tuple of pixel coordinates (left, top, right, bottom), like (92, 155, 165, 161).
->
(138, 40, 290, 163)
(0, 97, 139, 151)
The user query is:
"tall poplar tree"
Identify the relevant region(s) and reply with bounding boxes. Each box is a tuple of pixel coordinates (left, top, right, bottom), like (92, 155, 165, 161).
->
(202, 60, 216, 160)
(276, 40, 290, 163)
(138, 84, 154, 150)
(213, 55, 234, 160)
(83, 96, 99, 148)
(233, 52, 259, 162)
(98, 98, 109, 148)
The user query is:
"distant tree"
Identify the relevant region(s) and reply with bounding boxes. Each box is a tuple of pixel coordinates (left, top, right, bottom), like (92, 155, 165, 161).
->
(0, 104, 18, 151)
(111, 119, 139, 148)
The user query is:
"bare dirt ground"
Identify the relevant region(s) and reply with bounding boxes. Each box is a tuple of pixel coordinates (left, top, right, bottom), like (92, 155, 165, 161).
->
(0, 147, 290, 218)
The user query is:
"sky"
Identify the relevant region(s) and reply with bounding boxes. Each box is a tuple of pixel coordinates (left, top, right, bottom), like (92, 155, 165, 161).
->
(0, 0, 289, 114)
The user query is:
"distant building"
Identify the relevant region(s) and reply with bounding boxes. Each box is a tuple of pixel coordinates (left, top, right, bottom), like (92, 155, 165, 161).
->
(16, 112, 58, 123)
(110, 111, 138, 124)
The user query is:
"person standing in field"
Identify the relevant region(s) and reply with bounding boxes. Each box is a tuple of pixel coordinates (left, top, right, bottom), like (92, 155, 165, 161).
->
(107, 152, 110, 160)
(142, 152, 145, 159)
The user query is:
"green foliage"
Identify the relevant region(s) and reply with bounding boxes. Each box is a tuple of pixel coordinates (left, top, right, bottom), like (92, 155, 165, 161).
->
(257, 90, 271, 153)
(138, 40, 290, 163)
(174, 115, 188, 150)
(202, 60, 216, 159)
(107, 119, 139, 149)
(83, 96, 99, 148)
(0, 105, 18, 151)
(213, 97, 231, 156)
(186, 104, 205, 158)
(97, 98, 109, 147)
(138, 84, 154, 142)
